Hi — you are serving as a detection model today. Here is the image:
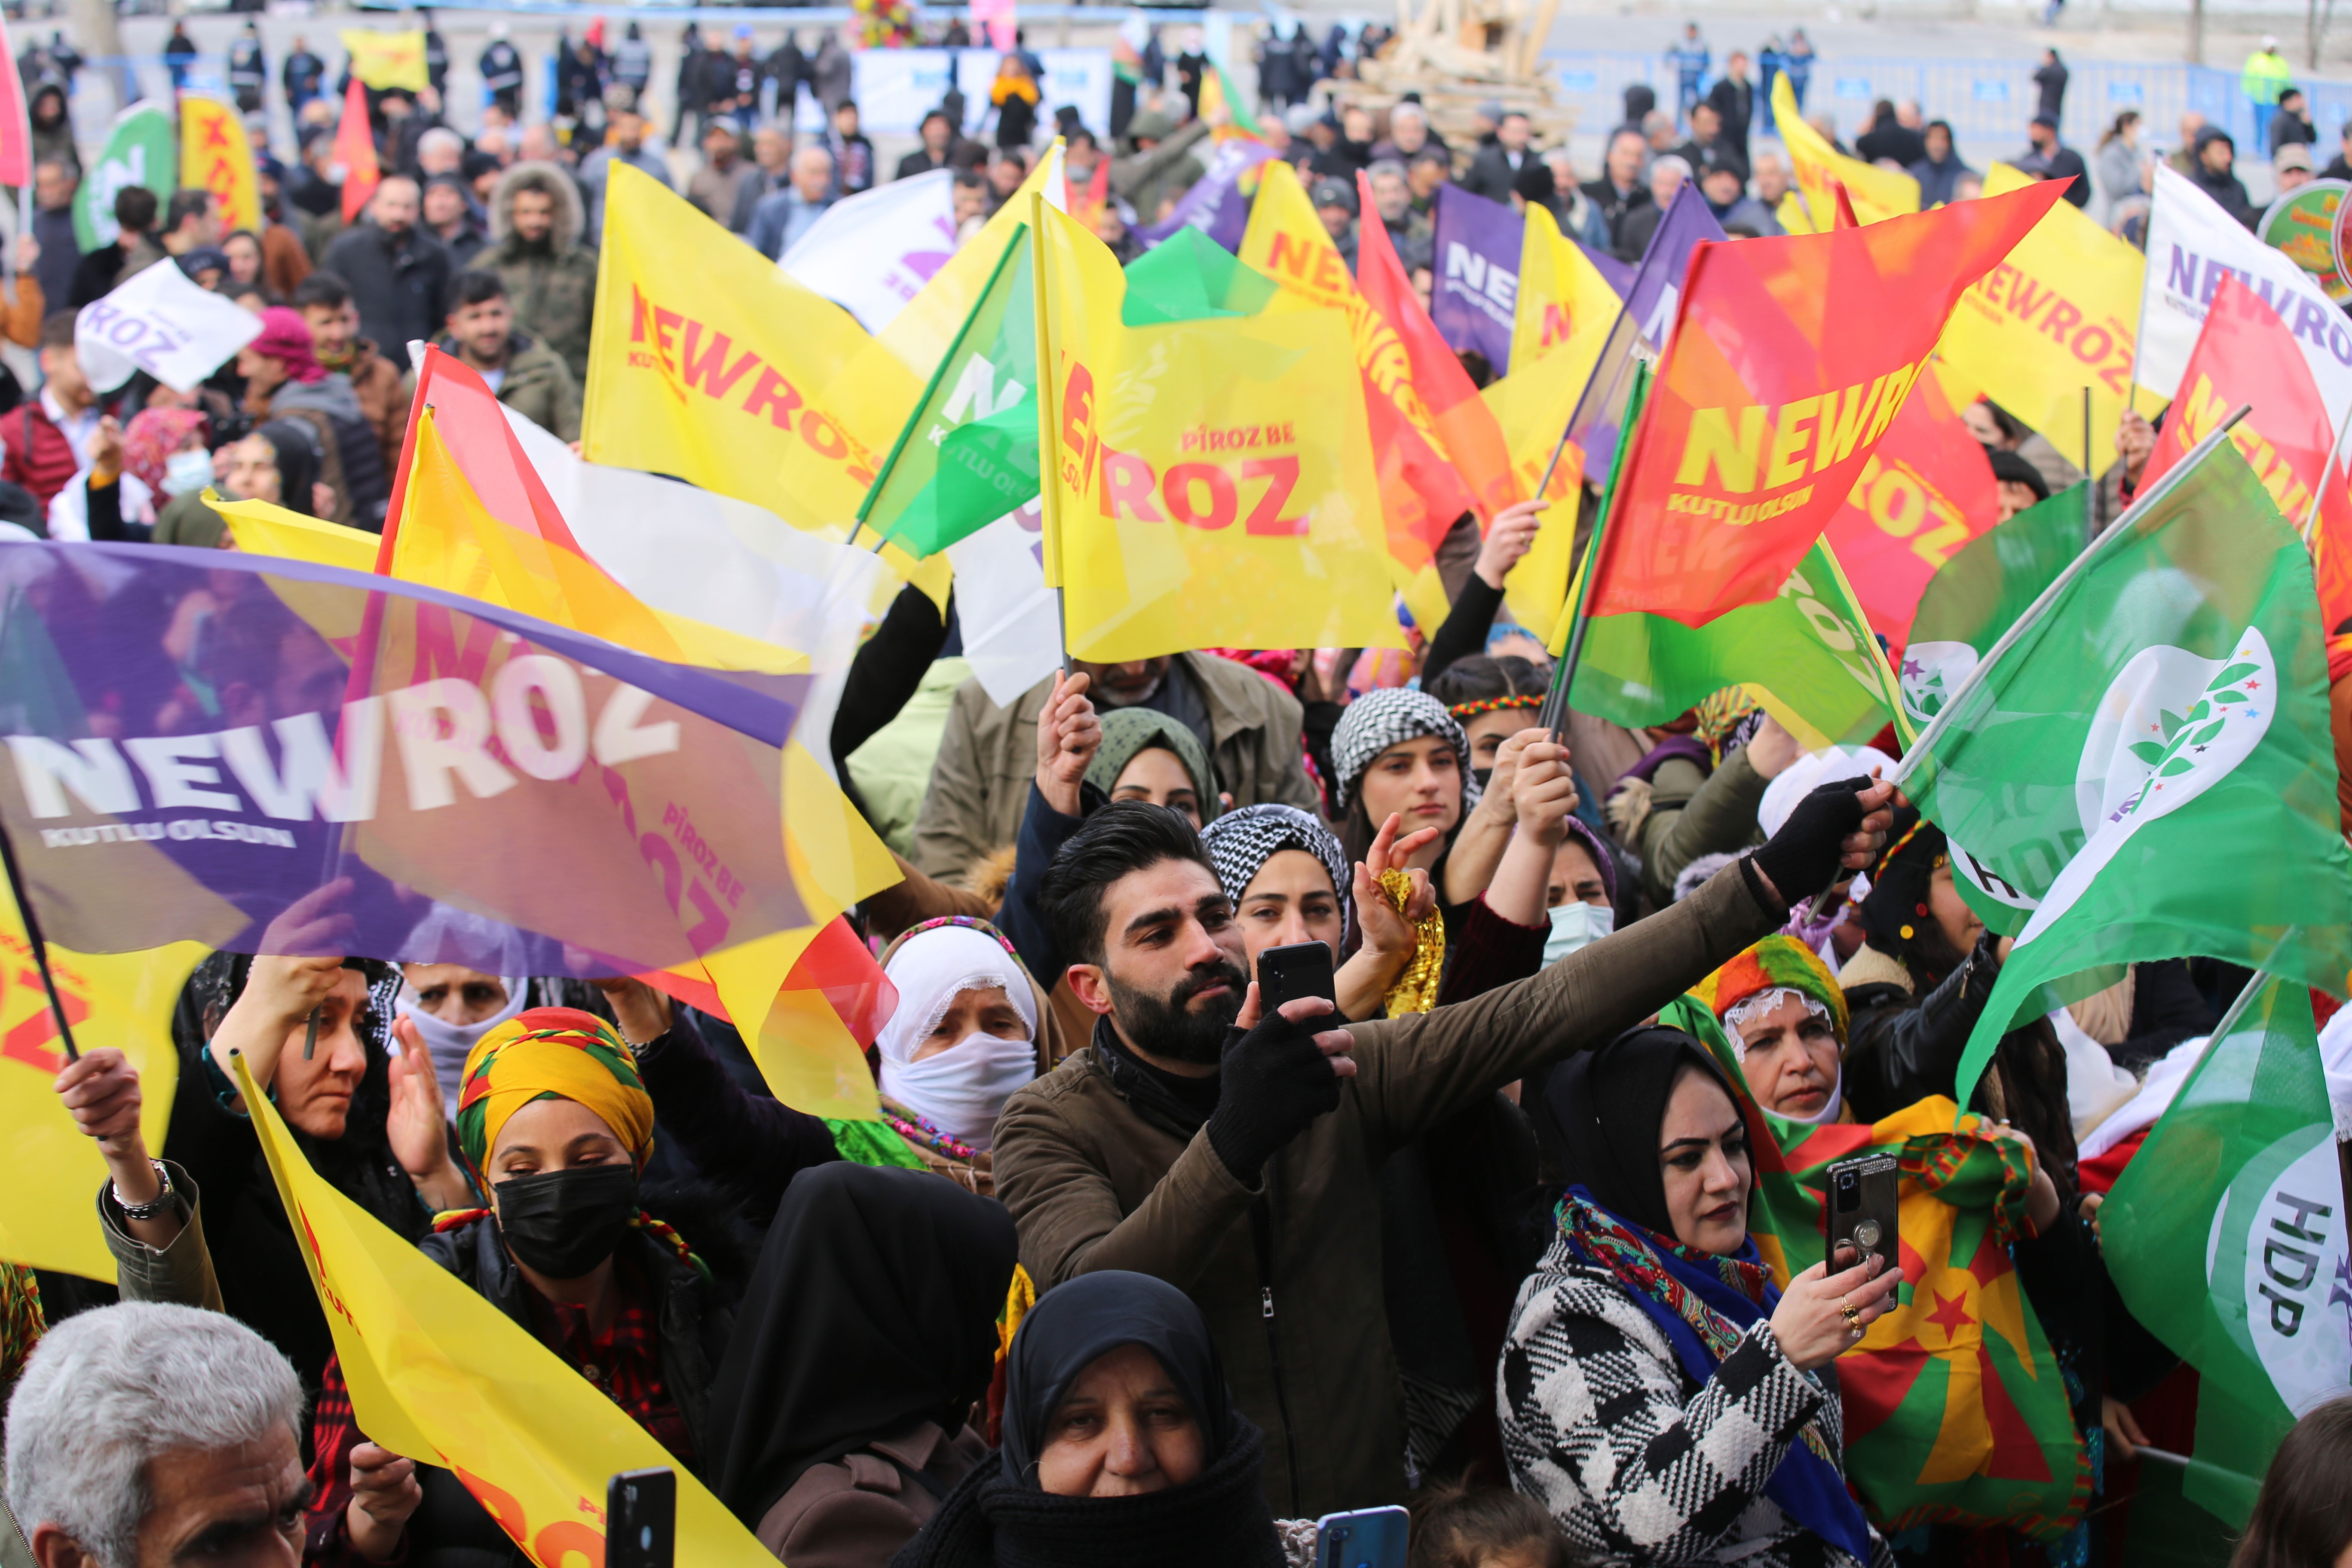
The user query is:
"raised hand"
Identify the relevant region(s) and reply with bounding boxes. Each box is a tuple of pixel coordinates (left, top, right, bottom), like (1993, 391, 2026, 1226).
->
(1473, 499, 1549, 590)
(1511, 738, 1578, 847)
(1033, 669, 1100, 816)
(345, 1442, 423, 1562)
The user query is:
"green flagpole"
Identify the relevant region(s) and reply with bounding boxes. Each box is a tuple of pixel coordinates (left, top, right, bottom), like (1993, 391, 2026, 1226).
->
(1538, 358, 1651, 744)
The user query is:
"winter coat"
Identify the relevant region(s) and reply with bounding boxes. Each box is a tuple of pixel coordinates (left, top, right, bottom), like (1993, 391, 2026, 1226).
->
(1111, 117, 1210, 227)
(320, 222, 453, 375)
(991, 861, 1791, 1518)
(469, 162, 599, 384)
(1605, 741, 1769, 909)
(269, 371, 391, 527)
(1501, 1250, 1891, 1568)
(910, 652, 1319, 880)
(578, 144, 671, 247)
(337, 337, 408, 484)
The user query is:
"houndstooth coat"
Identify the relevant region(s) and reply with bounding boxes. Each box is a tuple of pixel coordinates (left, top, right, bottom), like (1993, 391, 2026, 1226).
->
(1498, 1237, 1895, 1568)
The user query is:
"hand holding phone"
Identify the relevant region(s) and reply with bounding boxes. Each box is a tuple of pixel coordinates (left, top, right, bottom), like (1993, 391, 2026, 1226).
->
(1257, 940, 1336, 1013)
(1824, 1152, 1900, 1282)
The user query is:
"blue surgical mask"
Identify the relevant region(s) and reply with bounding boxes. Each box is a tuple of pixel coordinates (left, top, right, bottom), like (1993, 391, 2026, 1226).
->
(1543, 900, 1614, 965)
(163, 448, 213, 497)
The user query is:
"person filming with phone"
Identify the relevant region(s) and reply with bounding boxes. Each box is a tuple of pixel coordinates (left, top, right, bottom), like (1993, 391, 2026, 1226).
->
(996, 771, 1896, 1519)
(1505, 1028, 1904, 1567)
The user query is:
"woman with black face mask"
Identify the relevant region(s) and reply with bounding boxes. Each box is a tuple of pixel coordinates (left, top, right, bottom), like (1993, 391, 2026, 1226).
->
(302, 1007, 752, 1566)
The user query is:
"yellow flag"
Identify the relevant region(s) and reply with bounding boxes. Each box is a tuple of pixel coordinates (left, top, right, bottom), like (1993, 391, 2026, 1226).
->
(1034, 199, 1400, 661)
(1769, 74, 1919, 229)
(214, 493, 379, 573)
(1936, 162, 2155, 469)
(1479, 332, 1614, 634)
(1510, 203, 1623, 376)
(0, 920, 199, 1280)
(180, 96, 260, 233)
(584, 164, 919, 537)
(236, 1053, 775, 1567)
(339, 29, 430, 93)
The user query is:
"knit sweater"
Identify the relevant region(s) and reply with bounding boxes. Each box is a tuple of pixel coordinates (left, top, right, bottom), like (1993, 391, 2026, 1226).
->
(1498, 1240, 1893, 1568)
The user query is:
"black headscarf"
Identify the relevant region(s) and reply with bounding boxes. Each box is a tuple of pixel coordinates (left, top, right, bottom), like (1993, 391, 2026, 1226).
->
(1857, 810, 1970, 985)
(999, 1271, 1232, 1485)
(1543, 1026, 1746, 1236)
(891, 1271, 1283, 1568)
(255, 419, 322, 518)
(708, 1163, 1018, 1525)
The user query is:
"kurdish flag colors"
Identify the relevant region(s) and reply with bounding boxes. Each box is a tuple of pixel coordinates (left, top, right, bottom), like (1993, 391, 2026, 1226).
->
(1900, 440, 2352, 1103)
(1666, 998, 2089, 1539)
(2102, 977, 2350, 1528)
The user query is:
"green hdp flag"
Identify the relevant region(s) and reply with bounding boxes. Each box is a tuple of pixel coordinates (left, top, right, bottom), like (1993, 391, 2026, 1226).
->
(860, 226, 1281, 557)
(1663, 997, 2090, 1538)
(74, 102, 176, 253)
(2102, 976, 2350, 1528)
(1901, 438, 2352, 1108)
(1560, 535, 1911, 752)
(1896, 483, 2089, 936)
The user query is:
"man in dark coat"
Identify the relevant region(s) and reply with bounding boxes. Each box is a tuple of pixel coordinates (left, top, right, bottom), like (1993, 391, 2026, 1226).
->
(1705, 52, 1756, 167)
(321, 177, 453, 374)
(2015, 113, 2092, 211)
(1460, 110, 1536, 200)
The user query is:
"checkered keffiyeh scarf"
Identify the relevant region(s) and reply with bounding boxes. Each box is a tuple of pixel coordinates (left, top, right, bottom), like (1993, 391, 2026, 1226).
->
(1330, 689, 1476, 815)
(1202, 805, 1355, 951)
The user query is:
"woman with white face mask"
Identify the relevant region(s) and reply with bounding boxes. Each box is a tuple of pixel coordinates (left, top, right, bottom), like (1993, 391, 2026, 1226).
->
(1542, 818, 1620, 965)
(396, 963, 530, 1110)
(873, 919, 1051, 1194)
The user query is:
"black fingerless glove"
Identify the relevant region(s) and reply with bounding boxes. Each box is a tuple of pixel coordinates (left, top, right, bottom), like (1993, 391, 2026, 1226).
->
(1204, 1010, 1344, 1183)
(1749, 775, 1869, 905)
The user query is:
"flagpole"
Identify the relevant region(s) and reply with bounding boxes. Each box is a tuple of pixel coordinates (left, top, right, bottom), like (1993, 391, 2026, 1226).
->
(1538, 359, 1651, 744)
(2297, 397, 2352, 545)
(1026, 193, 1073, 679)
(0, 818, 77, 1062)
(1887, 403, 2251, 788)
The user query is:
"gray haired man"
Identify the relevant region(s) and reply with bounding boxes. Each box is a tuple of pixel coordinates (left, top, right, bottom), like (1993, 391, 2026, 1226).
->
(5, 1302, 367, 1568)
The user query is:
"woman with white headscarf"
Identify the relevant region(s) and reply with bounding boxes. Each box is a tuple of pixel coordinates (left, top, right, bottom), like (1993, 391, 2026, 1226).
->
(873, 918, 1059, 1195)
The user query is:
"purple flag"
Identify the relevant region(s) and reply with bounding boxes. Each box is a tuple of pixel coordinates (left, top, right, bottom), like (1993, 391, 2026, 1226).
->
(0, 541, 818, 978)
(1429, 184, 1521, 374)
(1571, 184, 1729, 467)
(1136, 138, 1276, 253)
(1625, 182, 1726, 353)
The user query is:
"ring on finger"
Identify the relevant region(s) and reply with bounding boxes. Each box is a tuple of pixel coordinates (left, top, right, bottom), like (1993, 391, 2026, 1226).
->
(1838, 1299, 1860, 1327)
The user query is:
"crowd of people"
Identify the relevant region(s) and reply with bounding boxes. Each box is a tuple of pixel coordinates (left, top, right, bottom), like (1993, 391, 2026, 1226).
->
(0, 12, 2344, 1568)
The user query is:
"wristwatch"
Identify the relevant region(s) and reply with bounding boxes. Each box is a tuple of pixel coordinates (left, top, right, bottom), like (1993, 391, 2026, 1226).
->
(111, 1160, 175, 1222)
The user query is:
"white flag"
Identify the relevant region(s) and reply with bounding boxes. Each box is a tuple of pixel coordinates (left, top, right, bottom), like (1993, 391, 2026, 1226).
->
(74, 259, 263, 394)
(946, 500, 1063, 707)
(2140, 163, 2352, 426)
(502, 408, 891, 771)
(780, 168, 959, 335)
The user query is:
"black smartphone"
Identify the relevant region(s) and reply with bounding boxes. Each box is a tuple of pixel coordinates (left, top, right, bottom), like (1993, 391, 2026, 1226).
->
(606, 1467, 675, 1568)
(1824, 1152, 1901, 1280)
(1257, 940, 1336, 1012)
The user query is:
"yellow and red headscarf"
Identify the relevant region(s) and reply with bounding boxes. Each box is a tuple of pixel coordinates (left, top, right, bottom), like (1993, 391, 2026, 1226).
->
(1695, 935, 1849, 1047)
(455, 1007, 655, 1175)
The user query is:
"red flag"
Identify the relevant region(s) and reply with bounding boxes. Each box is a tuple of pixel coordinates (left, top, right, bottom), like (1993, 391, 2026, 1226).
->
(635, 916, 897, 1048)
(1589, 180, 2065, 627)
(1354, 169, 1520, 522)
(377, 345, 582, 572)
(1823, 374, 2000, 647)
(0, 14, 29, 189)
(334, 77, 380, 224)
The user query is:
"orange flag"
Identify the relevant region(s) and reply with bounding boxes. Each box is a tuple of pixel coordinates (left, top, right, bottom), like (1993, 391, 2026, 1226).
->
(1238, 160, 1478, 599)
(1822, 374, 2000, 647)
(1353, 168, 1519, 524)
(335, 77, 380, 224)
(1590, 180, 2065, 627)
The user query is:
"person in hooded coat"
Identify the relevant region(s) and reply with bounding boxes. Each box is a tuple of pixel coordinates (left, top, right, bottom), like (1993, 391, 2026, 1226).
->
(710, 1165, 1018, 1567)
(1506, 1027, 1901, 1566)
(892, 1271, 1295, 1568)
(467, 161, 598, 385)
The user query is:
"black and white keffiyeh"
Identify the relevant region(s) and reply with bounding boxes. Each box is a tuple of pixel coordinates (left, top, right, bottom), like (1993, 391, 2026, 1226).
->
(1200, 805, 1356, 951)
(1329, 689, 1476, 815)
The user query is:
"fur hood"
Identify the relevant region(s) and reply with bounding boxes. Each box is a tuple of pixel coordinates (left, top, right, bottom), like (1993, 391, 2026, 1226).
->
(488, 160, 585, 250)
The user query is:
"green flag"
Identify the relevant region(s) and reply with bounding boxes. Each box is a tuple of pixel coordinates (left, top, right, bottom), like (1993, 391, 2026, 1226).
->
(859, 226, 1282, 558)
(2102, 976, 2349, 1528)
(1896, 483, 2089, 934)
(74, 102, 175, 253)
(1562, 535, 1910, 750)
(1902, 440, 2352, 1103)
